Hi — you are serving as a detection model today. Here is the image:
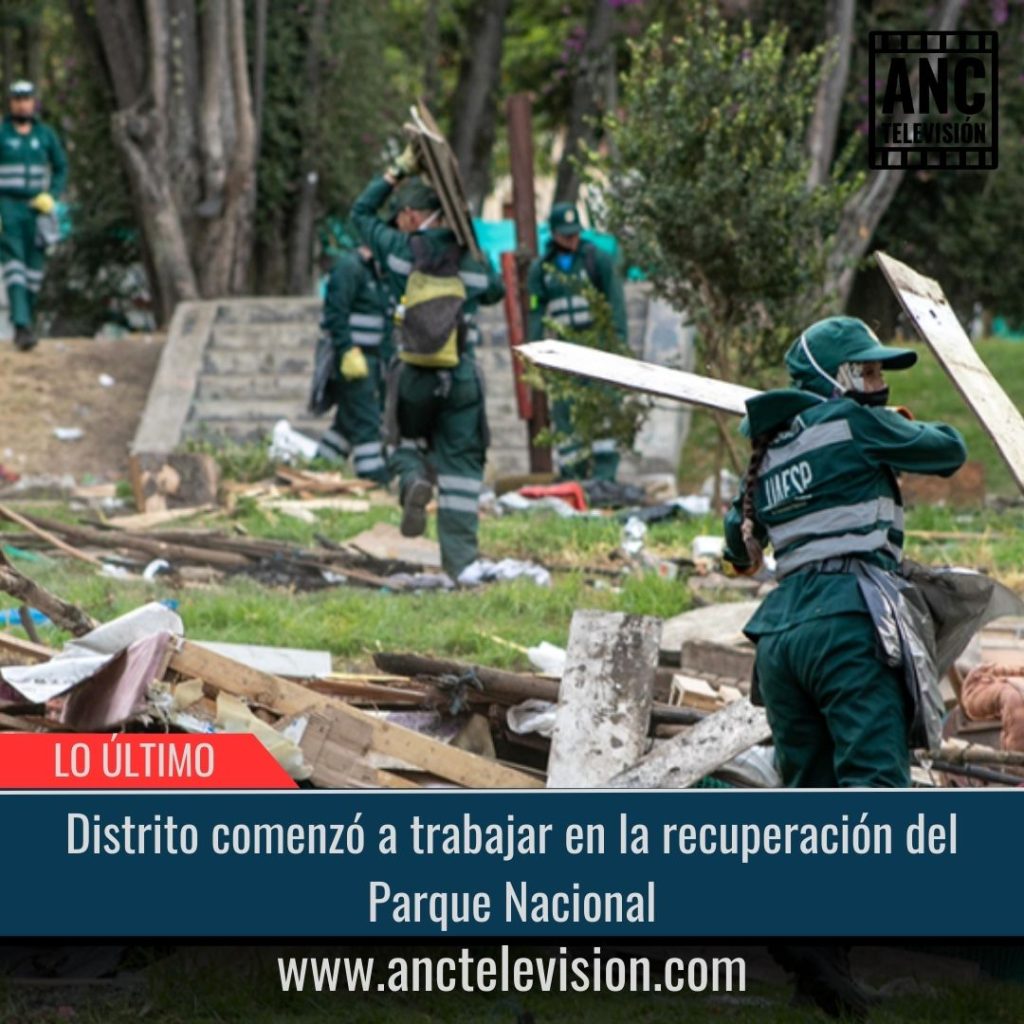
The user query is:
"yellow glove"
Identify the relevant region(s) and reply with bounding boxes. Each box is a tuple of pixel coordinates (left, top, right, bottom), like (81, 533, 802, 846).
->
(30, 192, 54, 214)
(388, 144, 420, 180)
(340, 346, 369, 381)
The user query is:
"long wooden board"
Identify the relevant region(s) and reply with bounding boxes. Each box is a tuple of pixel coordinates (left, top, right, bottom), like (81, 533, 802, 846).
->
(406, 101, 482, 260)
(877, 251, 1024, 495)
(170, 641, 541, 789)
(516, 341, 759, 416)
(607, 697, 770, 789)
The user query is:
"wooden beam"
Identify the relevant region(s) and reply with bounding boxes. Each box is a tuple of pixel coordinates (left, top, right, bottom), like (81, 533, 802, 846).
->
(608, 697, 770, 789)
(516, 341, 759, 416)
(547, 611, 660, 787)
(877, 250, 1024, 496)
(170, 641, 541, 789)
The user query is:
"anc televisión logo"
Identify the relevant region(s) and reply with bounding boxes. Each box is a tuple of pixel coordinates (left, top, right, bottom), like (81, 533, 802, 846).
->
(869, 31, 998, 170)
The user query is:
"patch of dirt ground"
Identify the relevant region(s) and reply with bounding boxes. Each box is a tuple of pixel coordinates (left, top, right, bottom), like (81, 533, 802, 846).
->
(0, 334, 164, 482)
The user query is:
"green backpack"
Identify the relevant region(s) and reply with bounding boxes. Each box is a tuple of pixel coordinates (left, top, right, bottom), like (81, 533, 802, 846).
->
(395, 236, 466, 368)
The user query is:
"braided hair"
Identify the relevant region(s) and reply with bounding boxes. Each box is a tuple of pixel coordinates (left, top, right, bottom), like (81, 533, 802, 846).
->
(739, 428, 783, 571)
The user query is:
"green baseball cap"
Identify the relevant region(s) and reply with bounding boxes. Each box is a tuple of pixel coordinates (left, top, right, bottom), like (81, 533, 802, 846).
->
(549, 202, 582, 236)
(392, 176, 442, 214)
(786, 316, 917, 397)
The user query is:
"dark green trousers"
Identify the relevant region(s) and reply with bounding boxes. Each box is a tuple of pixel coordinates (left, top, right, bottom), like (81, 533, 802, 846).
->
(317, 348, 390, 484)
(388, 358, 485, 579)
(0, 198, 45, 328)
(755, 612, 911, 788)
(551, 396, 619, 482)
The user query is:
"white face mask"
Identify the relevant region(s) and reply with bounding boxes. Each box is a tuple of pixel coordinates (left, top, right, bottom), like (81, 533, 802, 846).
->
(836, 362, 868, 392)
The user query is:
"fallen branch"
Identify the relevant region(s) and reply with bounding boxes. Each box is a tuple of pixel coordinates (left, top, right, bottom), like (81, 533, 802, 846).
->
(0, 503, 104, 568)
(0, 550, 97, 636)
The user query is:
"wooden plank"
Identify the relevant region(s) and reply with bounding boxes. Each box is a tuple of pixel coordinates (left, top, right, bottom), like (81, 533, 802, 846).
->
(877, 250, 1024, 495)
(407, 101, 482, 259)
(547, 611, 661, 787)
(169, 641, 540, 789)
(516, 341, 759, 416)
(608, 697, 770, 789)
(0, 631, 54, 663)
(0, 504, 104, 568)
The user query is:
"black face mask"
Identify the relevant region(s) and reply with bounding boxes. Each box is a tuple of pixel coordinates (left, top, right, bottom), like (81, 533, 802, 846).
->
(10, 114, 33, 126)
(849, 387, 889, 407)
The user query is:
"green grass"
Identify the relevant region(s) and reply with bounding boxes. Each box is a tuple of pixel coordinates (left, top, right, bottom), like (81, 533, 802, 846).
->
(679, 338, 1024, 496)
(6, 500, 1024, 669)
(2, 507, 719, 670)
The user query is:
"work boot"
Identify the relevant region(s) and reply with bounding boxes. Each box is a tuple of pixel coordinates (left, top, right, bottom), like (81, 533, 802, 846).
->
(13, 326, 36, 352)
(400, 478, 433, 538)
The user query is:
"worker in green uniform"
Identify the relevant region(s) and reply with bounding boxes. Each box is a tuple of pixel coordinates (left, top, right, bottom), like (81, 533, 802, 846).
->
(723, 316, 966, 788)
(314, 244, 392, 483)
(0, 80, 67, 352)
(351, 158, 504, 581)
(527, 202, 628, 481)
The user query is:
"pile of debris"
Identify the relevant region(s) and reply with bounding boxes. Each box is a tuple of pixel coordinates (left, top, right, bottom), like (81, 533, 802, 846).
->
(1, 577, 1023, 788)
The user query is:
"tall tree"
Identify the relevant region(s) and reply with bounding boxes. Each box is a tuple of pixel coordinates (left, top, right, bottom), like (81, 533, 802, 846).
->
(68, 0, 260, 323)
(805, 0, 854, 189)
(554, 0, 619, 204)
(449, 0, 513, 212)
(823, 0, 967, 304)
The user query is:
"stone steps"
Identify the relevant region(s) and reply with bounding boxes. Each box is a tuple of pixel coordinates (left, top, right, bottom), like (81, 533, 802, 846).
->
(195, 373, 312, 402)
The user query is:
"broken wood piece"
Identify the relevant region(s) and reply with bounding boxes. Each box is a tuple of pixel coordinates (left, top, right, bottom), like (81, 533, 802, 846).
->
(373, 652, 560, 704)
(0, 503, 104, 568)
(608, 697, 770, 789)
(877, 250, 1024, 496)
(129, 452, 221, 513)
(106, 505, 218, 532)
(347, 522, 442, 569)
(547, 611, 661, 788)
(516, 340, 758, 416)
(170, 641, 541, 788)
(0, 553, 98, 637)
(193, 641, 332, 679)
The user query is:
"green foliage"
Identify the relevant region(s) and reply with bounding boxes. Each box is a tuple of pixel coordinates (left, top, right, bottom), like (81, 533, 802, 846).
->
(605, 8, 860, 387)
(525, 280, 651, 457)
(33, 5, 143, 334)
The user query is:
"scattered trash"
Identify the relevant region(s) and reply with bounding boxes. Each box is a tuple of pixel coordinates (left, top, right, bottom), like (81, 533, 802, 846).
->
(582, 478, 646, 509)
(496, 491, 580, 517)
(507, 699, 557, 738)
(620, 516, 647, 557)
(457, 558, 552, 588)
(518, 481, 587, 511)
(98, 373, 116, 387)
(269, 418, 320, 463)
(142, 558, 171, 580)
(53, 427, 84, 442)
(692, 534, 725, 573)
(0, 607, 49, 628)
(526, 641, 566, 677)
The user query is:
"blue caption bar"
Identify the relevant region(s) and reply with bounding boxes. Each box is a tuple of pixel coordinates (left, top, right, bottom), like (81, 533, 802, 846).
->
(0, 790, 1015, 937)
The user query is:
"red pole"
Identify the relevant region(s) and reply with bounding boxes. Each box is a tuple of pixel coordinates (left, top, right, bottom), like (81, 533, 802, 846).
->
(506, 92, 551, 473)
(501, 251, 533, 421)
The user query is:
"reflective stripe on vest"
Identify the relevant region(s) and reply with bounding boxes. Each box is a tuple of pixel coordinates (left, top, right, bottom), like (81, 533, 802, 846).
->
(775, 528, 896, 577)
(767, 497, 896, 550)
(760, 419, 853, 474)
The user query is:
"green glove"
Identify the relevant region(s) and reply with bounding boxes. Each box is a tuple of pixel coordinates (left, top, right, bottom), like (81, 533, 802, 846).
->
(388, 144, 420, 180)
(340, 346, 369, 381)
(30, 192, 54, 214)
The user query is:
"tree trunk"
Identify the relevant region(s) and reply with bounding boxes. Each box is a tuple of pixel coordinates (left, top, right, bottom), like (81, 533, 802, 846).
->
(286, 0, 329, 296)
(806, 0, 854, 189)
(84, 0, 259, 323)
(449, 0, 513, 212)
(423, 0, 441, 108)
(554, 0, 618, 205)
(826, 0, 967, 306)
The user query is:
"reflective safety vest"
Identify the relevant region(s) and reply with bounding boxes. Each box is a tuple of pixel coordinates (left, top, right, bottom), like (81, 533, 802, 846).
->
(0, 118, 67, 201)
(723, 392, 966, 636)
